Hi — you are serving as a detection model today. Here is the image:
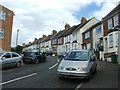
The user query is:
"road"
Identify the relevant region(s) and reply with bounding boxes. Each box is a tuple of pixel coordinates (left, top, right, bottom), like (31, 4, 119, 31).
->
(1, 56, 119, 89)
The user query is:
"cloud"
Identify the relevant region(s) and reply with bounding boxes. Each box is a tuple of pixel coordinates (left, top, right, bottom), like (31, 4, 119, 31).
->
(1, 0, 119, 47)
(90, 0, 120, 20)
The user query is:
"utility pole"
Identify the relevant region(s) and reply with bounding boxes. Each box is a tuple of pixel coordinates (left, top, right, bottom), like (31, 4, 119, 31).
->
(16, 29, 19, 47)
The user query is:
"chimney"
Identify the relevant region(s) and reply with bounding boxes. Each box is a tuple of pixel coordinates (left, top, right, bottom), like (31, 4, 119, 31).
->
(34, 38, 37, 41)
(81, 17, 87, 24)
(22, 43, 25, 46)
(29, 42, 31, 44)
(65, 23, 70, 30)
(42, 35, 46, 38)
(52, 30, 57, 35)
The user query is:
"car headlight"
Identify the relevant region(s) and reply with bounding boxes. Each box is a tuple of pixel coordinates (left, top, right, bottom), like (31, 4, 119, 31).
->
(58, 66, 64, 70)
(77, 68, 88, 71)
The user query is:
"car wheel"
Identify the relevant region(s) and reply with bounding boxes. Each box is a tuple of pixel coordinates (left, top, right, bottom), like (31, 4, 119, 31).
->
(87, 71, 92, 81)
(43, 58, 46, 62)
(35, 59, 39, 64)
(16, 62, 21, 68)
(58, 76, 63, 79)
(94, 67, 97, 73)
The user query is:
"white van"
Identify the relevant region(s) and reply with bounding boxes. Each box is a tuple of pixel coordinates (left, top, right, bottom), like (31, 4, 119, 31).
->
(57, 50, 97, 80)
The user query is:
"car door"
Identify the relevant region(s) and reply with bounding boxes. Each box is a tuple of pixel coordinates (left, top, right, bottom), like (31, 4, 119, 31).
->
(90, 51, 97, 72)
(2, 53, 12, 68)
(11, 52, 20, 66)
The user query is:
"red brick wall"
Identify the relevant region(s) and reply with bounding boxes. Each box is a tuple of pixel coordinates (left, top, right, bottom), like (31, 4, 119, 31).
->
(0, 6, 14, 51)
(103, 12, 120, 37)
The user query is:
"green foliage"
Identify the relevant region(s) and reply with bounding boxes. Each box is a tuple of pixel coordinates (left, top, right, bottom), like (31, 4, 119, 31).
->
(11, 45, 23, 54)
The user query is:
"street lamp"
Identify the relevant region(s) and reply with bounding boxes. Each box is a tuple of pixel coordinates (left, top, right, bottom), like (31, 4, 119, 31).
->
(16, 29, 19, 47)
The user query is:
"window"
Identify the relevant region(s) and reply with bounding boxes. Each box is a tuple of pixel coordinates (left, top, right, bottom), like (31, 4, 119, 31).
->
(108, 18, 113, 29)
(109, 34, 113, 48)
(69, 35, 71, 41)
(0, 29, 4, 38)
(0, 11, 6, 20)
(3, 53, 11, 58)
(85, 31, 90, 39)
(114, 14, 118, 26)
(96, 26, 102, 34)
(115, 33, 118, 46)
(12, 53, 19, 58)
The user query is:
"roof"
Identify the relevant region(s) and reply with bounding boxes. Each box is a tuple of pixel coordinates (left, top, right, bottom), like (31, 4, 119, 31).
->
(32, 39, 39, 45)
(42, 35, 53, 42)
(51, 30, 63, 40)
(102, 4, 120, 21)
(62, 25, 78, 37)
(38, 38, 42, 43)
(0, 4, 15, 15)
(73, 18, 93, 32)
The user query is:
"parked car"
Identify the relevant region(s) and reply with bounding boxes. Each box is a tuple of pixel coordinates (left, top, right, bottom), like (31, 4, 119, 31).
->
(22, 52, 47, 64)
(57, 50, 97, 81)
(0, 52, 23, 69)
(43, 50, 52, 56)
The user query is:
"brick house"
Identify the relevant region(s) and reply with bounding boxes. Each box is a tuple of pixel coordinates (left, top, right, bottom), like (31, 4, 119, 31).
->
(82, 21, 104, 60)
(102, 3, 120, 62)
(0, 5, 14, 51)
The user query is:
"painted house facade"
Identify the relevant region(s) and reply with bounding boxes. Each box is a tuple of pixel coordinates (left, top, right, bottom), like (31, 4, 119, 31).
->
(51, 30, 62, 54)
(64, 25, 78, 52)
(57, 23, 72, 54)
(75, 17, 98, 50)
(82, 21, 104, 60)
(102, 4, 120, 62)
(0, 5, 14, 51)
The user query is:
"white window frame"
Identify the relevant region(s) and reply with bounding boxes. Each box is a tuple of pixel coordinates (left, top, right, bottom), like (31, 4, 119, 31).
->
(115, 33, 118, 46)
(85, 31, 90, 39)
(109, 34, 113, 48)
(0, 28, 4, 38)
(108, 18, 113, 29)
(0, 11, 6, 20)
(114, 14, 119, 26)
(96, 25, 102, 34)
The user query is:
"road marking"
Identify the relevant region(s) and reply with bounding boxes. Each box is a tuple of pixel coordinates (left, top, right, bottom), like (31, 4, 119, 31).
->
(75, 83, 82, 90)
(0, 73, 37, 86)
(49, 63, 58, 70)
(57, 59, 59, 62)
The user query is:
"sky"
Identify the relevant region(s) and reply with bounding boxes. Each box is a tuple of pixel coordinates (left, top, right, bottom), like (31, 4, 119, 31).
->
(0, 0, 119, 47)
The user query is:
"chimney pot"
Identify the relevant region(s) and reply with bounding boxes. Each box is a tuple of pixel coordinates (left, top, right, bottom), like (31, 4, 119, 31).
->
(52, 30, 57, 35)
(81, 17, 87, 24)
(65, 23, 70, 30)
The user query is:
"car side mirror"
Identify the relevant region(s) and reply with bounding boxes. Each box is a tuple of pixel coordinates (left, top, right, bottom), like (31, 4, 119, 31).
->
(2, 57, 6, 60)
(90, 55, 96, 61)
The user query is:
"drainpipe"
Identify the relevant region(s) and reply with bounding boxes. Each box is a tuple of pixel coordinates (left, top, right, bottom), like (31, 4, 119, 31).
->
(118, 31, 120, 64)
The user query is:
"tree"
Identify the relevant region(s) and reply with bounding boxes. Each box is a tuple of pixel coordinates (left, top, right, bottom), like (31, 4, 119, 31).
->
(15, 45, 23, 54)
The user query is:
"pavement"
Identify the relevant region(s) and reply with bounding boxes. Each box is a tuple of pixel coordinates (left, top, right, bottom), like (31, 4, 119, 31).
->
(80, 60, 119, 88)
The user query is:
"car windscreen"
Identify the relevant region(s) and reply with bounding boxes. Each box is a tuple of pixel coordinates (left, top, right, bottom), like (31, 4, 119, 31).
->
(0, 52, 4, 56)
(64, 51, 89, 61)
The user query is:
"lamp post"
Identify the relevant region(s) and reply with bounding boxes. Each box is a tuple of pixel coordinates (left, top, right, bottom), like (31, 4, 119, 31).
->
(16, 29, 19, 47)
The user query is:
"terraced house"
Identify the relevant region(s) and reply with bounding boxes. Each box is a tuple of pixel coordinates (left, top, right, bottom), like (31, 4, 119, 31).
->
(23, 3, 120, 63)
(82, 21, 104, 60)
(102, 4, 120, 62)
(0, 5, 14, 51)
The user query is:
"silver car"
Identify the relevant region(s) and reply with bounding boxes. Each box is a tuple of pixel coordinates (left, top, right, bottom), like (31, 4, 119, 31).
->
(0, 52, 23, 69)
(57, 50, 97, 81)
